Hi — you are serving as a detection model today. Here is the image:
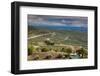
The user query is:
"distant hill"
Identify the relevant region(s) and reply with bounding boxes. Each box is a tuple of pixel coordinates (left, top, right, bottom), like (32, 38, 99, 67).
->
(28, 25, 87, 48)
(29, 24, 87, 32)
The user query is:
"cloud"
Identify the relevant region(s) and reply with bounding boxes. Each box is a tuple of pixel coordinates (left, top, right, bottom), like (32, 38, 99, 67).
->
(28, 15, 88, 27)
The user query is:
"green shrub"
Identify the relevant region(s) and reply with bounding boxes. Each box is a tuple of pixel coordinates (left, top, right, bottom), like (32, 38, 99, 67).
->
(76, 47, 87, 58)
(44, 40, 54, 45)
(61, 48, 66, 52)
(28, 45, 36, 55)
(66, 48, 72, 54)
(28, 45, 33, 55)
(62, 47, 72, 55)
(41, 47, 49, 52)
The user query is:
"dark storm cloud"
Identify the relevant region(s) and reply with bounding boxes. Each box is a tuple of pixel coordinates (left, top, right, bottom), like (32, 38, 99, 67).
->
(28, 15, 88, 27)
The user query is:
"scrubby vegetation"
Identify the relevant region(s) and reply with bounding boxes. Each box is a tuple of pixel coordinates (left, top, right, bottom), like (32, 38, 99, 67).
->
(28, 26, 88, 61)
(28, 44, 88, 60)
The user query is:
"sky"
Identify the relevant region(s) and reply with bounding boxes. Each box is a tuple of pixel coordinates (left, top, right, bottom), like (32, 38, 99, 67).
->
(28, 15, 88, 27)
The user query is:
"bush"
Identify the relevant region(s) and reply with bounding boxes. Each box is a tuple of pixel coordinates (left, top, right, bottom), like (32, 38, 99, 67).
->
(41, 47, 49, 52)
(28, 45, 36, 55)
(56, 54, 63, 59)
(64, 54, 69, 58)
(34, 55, 40, 60)
(44, 55, 52, 59)
(28, 45, 33, 55)
(63, 47, 72, 54)
(76, 47, 87, 58)
(66, 48, 72, 54)
(61, 48, 66, 52)
(44, 40, 54, 45)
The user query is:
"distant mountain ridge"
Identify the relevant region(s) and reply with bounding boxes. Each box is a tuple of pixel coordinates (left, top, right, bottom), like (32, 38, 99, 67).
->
(29, 25, 87, 32)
